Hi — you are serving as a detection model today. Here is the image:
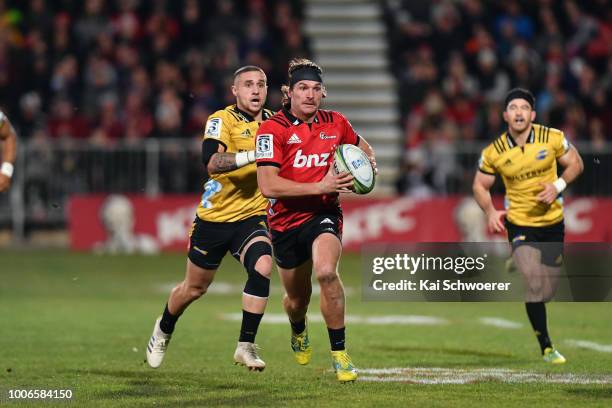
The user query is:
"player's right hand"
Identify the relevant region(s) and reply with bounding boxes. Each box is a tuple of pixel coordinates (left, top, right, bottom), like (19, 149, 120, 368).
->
(486, 209, 506, 233)
(318, 165, 354, 194)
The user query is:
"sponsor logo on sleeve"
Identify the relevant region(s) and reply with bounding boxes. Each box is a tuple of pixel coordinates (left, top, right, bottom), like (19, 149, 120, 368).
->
(204, 118, 222, 138)
(256, 134, 273, 159)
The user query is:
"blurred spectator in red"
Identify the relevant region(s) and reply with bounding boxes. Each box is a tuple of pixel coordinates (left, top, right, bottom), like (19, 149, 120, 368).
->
(442, 53, 479, 100)
(123, 90, 154, 141)
(113, 0, 142, 44)
(98, 94, 124, 141)
(47, 97, 90, 139)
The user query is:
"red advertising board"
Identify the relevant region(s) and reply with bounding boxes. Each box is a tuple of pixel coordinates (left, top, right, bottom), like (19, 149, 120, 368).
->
(69, 195, 612, 253)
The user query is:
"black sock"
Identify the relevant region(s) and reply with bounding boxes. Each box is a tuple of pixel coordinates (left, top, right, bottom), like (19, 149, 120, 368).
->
(159, 304, 180, 335)
(525, 302, 552, 353)
(239, 310, 264, 343)
(290, 318, 306, 335)
(328, 327, 346, 351)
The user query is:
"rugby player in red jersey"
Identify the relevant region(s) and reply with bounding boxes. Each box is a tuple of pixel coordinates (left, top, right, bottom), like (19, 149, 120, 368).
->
(255, 58, 376, 382)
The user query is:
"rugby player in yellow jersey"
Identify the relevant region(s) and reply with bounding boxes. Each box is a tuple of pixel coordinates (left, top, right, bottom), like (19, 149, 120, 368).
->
(0, 109, 17, 192)
(473, 88, 583, 364)
(146, 66, 275, 371)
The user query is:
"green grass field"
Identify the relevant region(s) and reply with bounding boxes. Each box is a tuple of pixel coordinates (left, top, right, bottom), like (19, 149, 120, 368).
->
(1, 250, 611, 407)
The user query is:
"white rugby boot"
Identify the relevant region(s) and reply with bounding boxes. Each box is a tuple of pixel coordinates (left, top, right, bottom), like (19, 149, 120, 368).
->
(234, 342, 266, 371)
(146, 317, 171, 368)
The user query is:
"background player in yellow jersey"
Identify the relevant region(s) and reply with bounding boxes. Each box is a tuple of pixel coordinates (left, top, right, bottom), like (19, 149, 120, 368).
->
(146, 66, 274, 371)
(0, 110, 17, 192)
(473, 88, 583, 364)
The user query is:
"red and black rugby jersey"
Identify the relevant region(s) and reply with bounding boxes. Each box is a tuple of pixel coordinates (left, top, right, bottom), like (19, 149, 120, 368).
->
(255, 108, 360, 232)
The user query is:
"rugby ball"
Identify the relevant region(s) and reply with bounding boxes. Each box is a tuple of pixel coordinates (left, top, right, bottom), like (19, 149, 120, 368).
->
(333, 144, 376, 194)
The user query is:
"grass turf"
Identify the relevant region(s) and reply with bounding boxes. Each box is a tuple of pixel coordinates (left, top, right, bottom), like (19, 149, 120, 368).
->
(0, 250, 611, 407)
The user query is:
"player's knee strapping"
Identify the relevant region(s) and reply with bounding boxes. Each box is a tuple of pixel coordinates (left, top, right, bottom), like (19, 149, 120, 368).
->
(243, 241, 272, 298)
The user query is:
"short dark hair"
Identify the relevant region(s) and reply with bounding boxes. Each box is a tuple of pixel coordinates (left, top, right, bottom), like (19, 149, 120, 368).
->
(504, 88, 535, 110)
(233, 65, 265, 79)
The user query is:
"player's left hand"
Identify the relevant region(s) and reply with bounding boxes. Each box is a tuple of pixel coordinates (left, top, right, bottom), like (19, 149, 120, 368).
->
(537, 182, 557, 205)
(0, 174, 11, 192)
(368, 154, 378, 175)
(365, 146, 378, 175)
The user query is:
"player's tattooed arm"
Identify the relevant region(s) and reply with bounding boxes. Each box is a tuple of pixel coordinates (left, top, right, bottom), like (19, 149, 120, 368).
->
(208, 150, 256, 173)
(208, 152, 239, 173)
(203, 138, 255, 174)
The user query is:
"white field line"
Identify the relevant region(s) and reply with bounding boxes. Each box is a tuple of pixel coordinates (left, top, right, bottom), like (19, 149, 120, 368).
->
(479, 317, 523, 329)
(221, 313, 447, 325)
(358, 367, 612, 384)
(157, 282, 355, 296)
(565, 339, 612, 353)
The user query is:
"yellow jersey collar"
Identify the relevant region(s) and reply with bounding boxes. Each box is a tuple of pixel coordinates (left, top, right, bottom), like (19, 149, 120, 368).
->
(233, 105, 256, 122)
(506, 126, 535, 148)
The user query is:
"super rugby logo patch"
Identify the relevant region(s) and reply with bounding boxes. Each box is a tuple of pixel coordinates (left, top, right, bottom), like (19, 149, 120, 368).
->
(256, 134, 273, 159)
(204, 118, 222, 138)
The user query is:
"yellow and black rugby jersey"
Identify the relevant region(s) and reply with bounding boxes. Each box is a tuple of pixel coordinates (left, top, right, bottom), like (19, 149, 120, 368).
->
(478, 124, 570, 227)
(196, 105, 274, 223)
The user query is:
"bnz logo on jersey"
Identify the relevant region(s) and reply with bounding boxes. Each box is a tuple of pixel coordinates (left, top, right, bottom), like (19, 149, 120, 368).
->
(293, 149, 330, 168)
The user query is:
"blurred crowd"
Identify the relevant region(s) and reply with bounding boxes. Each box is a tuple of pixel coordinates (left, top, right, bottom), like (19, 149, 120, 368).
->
(0, 0, 610, 212)
(0, 0, 308, 224)
(384, 0, 612, 196)
(0, 0, 308, 145)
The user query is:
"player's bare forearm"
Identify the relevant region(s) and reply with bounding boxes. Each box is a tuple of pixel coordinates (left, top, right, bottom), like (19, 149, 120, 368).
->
(558, 146, 583, 185)
(208, 152, 239, 174)
(0, 121, 17, 164)
(0, 119, 17, 192)
(473, 184, 495, 215)
(257, 164, 353, 198)
(257, 166, 321, 198)
(473, 172, 507, 232)
(472, 172, 496, 215)
(357, 137, 375, 160)
(538, 147, 584, 204)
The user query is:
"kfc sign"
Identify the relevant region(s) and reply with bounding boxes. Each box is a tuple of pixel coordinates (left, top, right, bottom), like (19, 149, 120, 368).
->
(69, 195, 612, 253)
